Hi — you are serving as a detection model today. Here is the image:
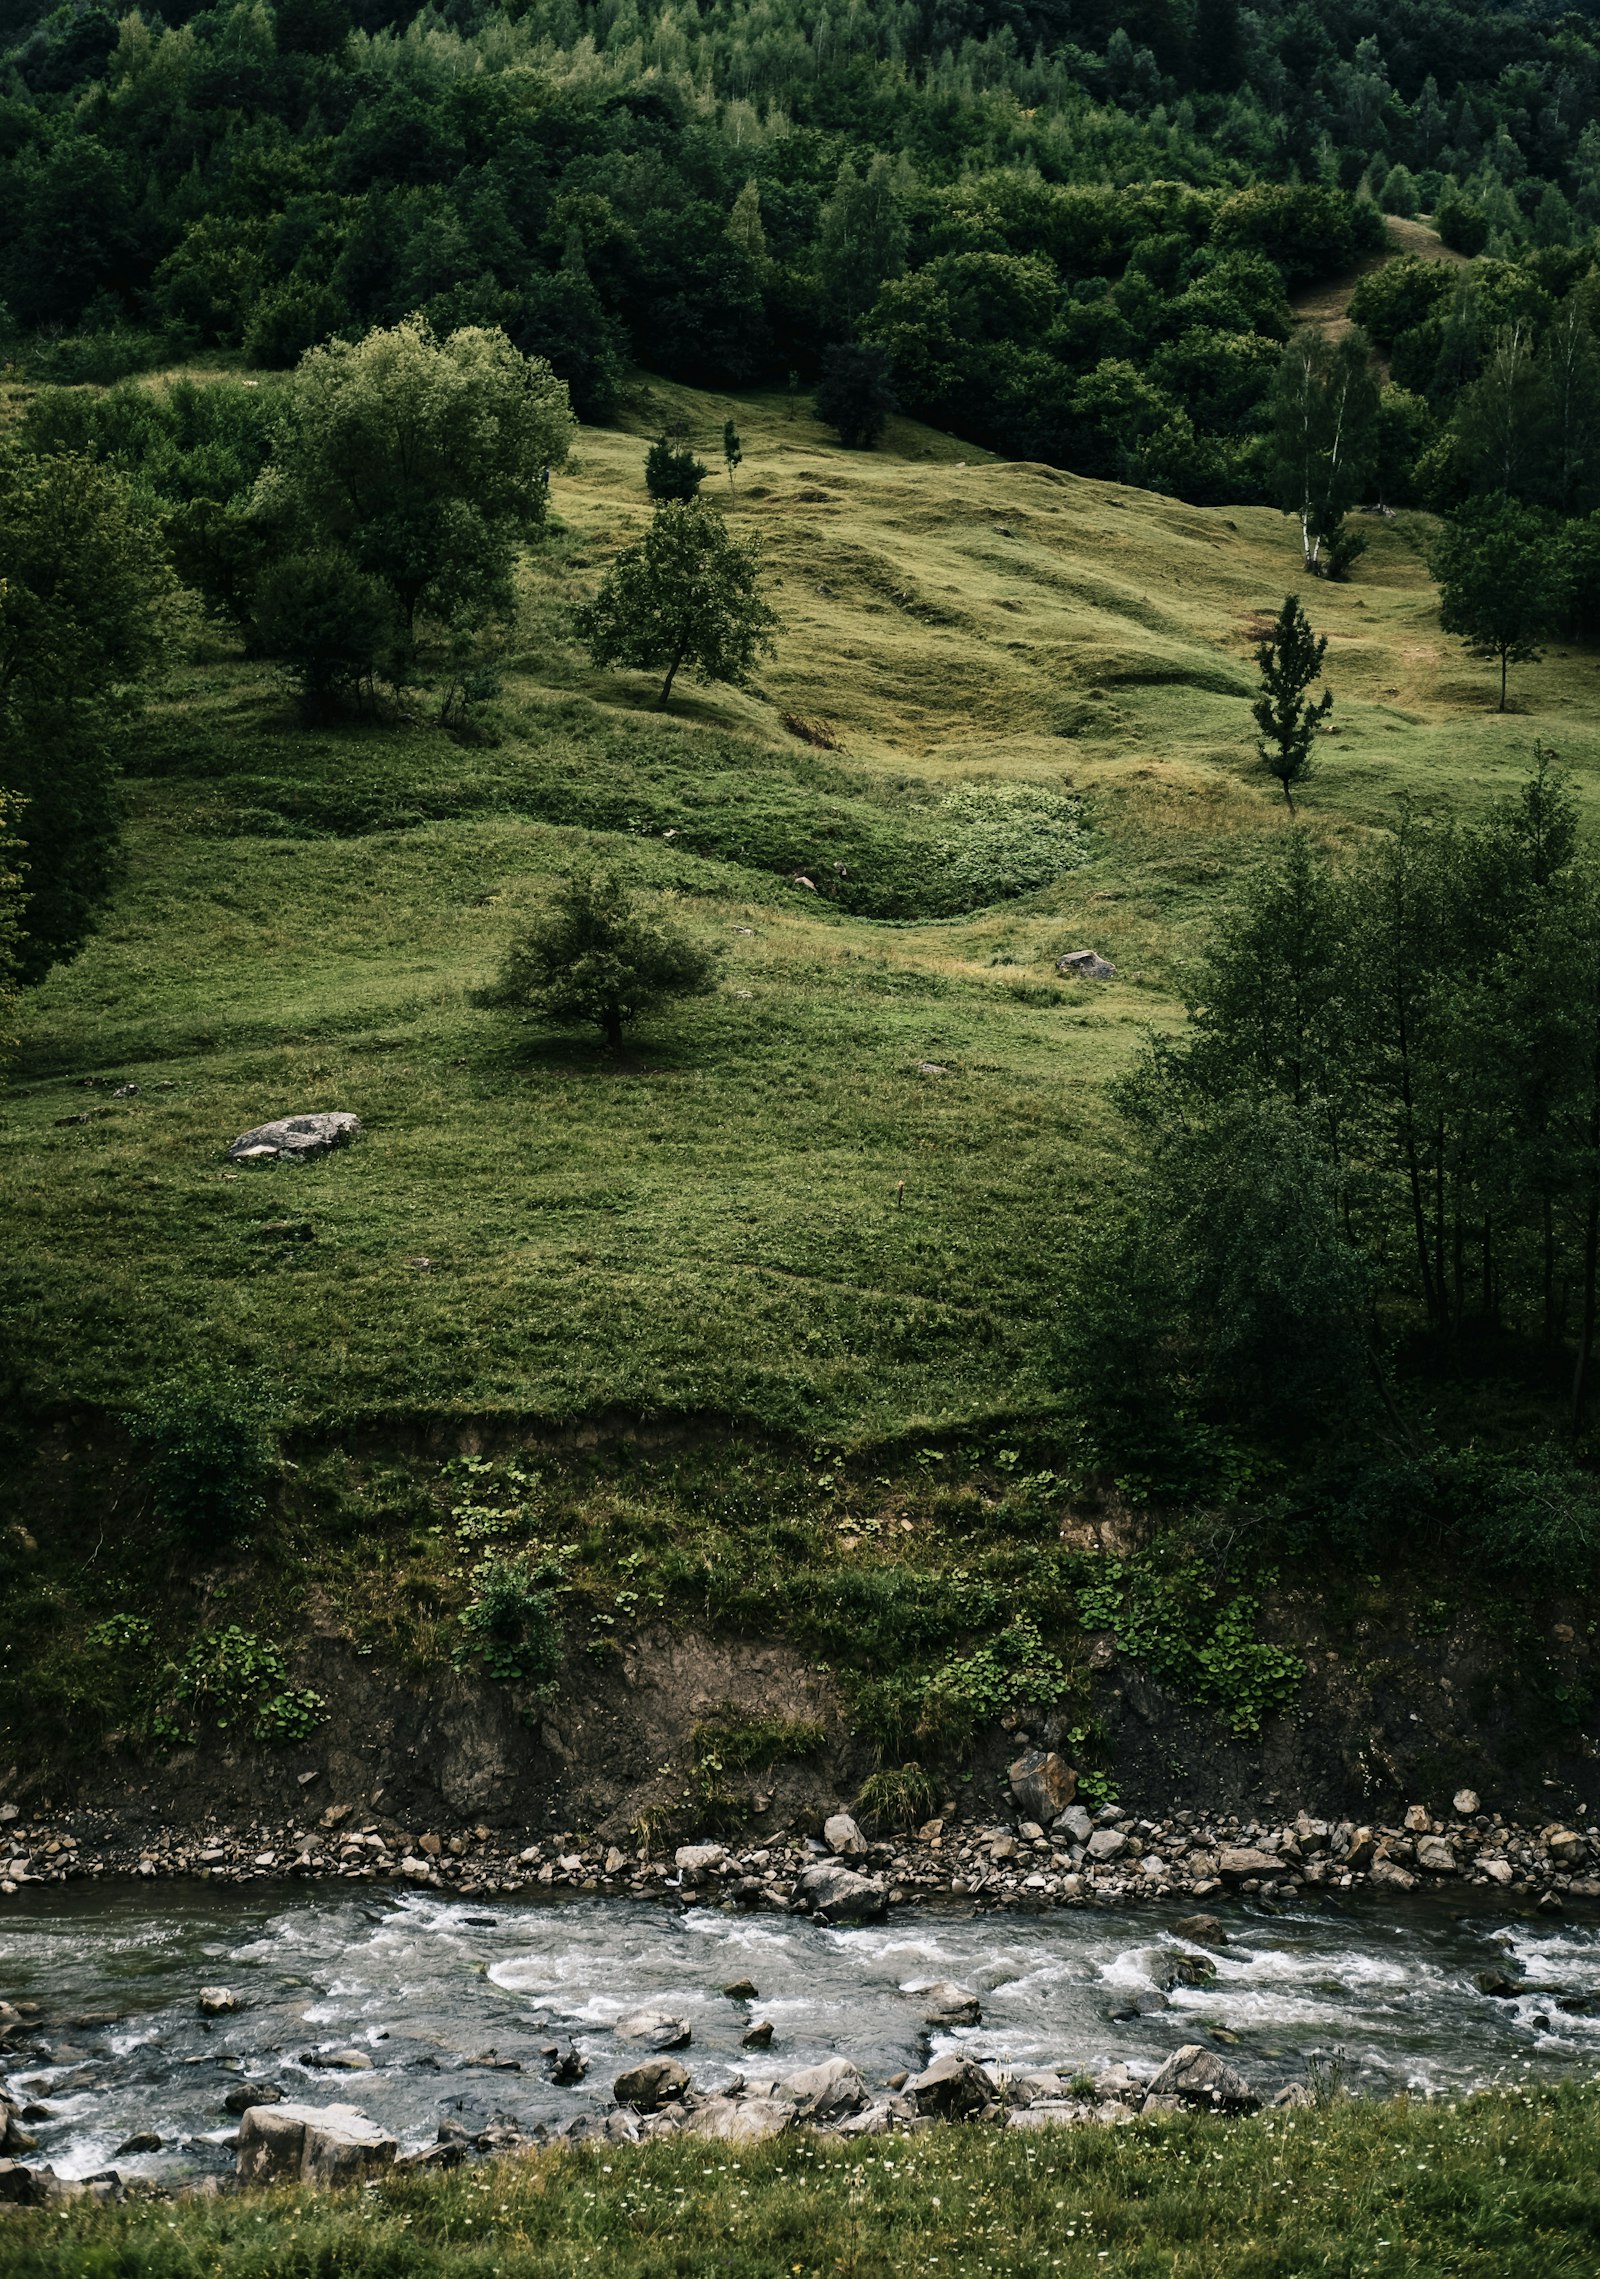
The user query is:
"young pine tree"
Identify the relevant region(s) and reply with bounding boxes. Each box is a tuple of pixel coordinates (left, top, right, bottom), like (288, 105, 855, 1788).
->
(1252, 594, 1333, 811)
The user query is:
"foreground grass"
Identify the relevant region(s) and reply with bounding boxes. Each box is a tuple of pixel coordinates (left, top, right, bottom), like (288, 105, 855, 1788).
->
(8, 2088, 1600, 2276)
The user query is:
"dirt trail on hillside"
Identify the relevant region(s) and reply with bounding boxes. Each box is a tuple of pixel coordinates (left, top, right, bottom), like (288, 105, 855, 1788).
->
(1293, 214, 1469, 344)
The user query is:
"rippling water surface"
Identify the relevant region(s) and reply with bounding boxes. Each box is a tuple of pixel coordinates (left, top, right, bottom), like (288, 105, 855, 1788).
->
(4, 1886, 1600, 2179)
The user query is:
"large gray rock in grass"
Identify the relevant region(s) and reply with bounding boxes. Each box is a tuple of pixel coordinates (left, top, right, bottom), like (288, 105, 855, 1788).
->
(1143, 2045, 1258, 2113)
(227, 1112, 361, 1165)
(236, 2102, 396, 2187)
(794, 1862, 887, 1921)
(684, 2096, 794, 2144)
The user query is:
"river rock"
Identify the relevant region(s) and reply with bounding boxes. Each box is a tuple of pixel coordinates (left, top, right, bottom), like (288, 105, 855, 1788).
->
(1480, 1856, 1514, 1884)
(907, 2052, 995, 2118)
(1008, 1749, 1076, 1823)
(225, 2082, 283, 2115)
(742, 2020, 774, 2049)
(1086, 1828, 1127, 1862)
(1008, 2101, 1096, 2130)
(916, 1980, 982, 2027)
(0, 2159, 54, 2206)
(1453, 1789, 1481, 1817)
(674, 1844, 725, 1886)
(1172, 1914, 1227, 1946)
(114, 2131, 162, 2156)
(684, 2096, 794, 2144)
(1371, 1858, 1419, 1892)
(775, 2056, 867, 2121)
(616, 2010, 692, 2050)
(1415, 1837, 1458, 1873)
(823, 1812, 868, 1858)
(794, 1862, 887, 1921)
(614, 2057, 690, 2112)
(198, 1987, 241, 2015)
(1548, 1828, 1586, 1865)
(227, 1112, 361, 1165)
(236, 2102, 396, 2188)
(1143, 2045, 1259, 2113)
(1217, 1847, 1278, 1880)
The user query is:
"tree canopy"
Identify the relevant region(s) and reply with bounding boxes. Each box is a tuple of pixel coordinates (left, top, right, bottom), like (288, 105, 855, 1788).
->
(577, 500, 778, 711)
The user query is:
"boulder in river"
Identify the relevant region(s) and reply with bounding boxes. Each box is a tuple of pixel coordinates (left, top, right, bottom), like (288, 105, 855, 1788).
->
(226, 1112, 361, 1166)
(236, 2103, 396, 2188)
(914, 1980, 982, 2027)
(198, 1987, 241, 2015)
(616, 2010, 691, 2051)
(1143, 2045, 1259, 2113)
(1216, 1847, 1277, 1880)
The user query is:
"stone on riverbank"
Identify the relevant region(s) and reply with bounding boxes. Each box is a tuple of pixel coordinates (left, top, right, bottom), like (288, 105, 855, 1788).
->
(614, 2057, 690, 2112)
(1009, 1750, 1076, 1824)
(1144, 2045, 1259, 2113)
(236, 2103, 396, 2188)
(794, 1862, 887, 1921)
(616, 2010, 691, 2050)
(776, 2057, 867, 2121)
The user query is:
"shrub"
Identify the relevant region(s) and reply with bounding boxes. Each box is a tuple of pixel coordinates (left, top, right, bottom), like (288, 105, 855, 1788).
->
(456, 1549, 570, 1683)
(128, 1370, 274, 1547)
(157, 1625, 325, 1745)
(645, 436, 707, 501)
(484, 870, 718, 1050)
(856, 1761, 938, 1831)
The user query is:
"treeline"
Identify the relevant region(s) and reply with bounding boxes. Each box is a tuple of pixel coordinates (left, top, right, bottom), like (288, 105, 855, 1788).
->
(1069, 761, 1600, 1502)
(5, 0, 1600, 509)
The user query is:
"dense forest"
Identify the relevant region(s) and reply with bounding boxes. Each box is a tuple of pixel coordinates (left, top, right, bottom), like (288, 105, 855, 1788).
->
(2, 0, 1600, 511)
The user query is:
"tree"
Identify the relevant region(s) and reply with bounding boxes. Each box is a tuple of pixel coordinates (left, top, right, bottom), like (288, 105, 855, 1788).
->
(485, 870, 717, 1051)
(1452, 323, 1553, 501)
(817, 155, 907, 332)
(0, 445, 178, 980)
(1431, 494, 1569, 709)
(645, 435, 707, 502)
(250, 549, 398, 721)
(0, 791, 24, 1076)
(816, 343, 896, 449)
(1252, 594, 1333, 811)
(577, 499, 778, 711)
(1268, 328, 1381, 575)
(275, 318, 573, 666)
(722, 419, 743, 492)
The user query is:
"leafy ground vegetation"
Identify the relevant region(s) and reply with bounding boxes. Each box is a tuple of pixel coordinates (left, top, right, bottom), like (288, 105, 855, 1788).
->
(8, 2084, 1600, 2276)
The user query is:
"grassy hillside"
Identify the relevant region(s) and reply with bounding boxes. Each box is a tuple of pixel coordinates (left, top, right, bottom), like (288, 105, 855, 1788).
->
(6, 376, 1600, 1441)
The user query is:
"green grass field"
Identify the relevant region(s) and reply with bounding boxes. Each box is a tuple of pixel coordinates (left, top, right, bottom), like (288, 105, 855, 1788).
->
(7, 2084, 1600, 2277)
(7, 377, 1600, 1439)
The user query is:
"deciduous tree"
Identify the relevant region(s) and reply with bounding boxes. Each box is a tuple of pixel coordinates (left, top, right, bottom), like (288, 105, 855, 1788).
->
(577, 499, 778, 711)
(1432, 493, 1569, 708)
(486, 870, 717, 1051)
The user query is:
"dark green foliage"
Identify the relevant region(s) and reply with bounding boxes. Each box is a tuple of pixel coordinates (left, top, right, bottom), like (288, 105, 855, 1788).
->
(1071, 765, 1600, 1473)
(577, 499, 778, 711)
(1436, 189, 1491, 255)
(456, 1551, 568, 1684)
(251, 549, 398, 719)
(644, 436, 707, 502)
(485, 869, 718, 1050)
(1431, 493, 1570, 707)
(815, 342, 896, 449)
(1251, 594, 1332, 810)
(721, 419, 742, 489)
(1268, 329, 1380, 576)
(0, 443, 177, 979)
(128, 1371, 275, 1548)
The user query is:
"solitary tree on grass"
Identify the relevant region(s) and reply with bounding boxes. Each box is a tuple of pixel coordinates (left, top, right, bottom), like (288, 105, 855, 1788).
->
(1253, 594, 1333, 812)
(644, 434, 706, 502)
(1431, 494, 1570, 711)
(577, 499, 778, 711)
(486, 870, 717, 1051)
(722, 419, 743, 491)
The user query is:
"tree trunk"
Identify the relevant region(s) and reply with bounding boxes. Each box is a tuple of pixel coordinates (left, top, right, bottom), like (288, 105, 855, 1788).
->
(657, 635, 689, 710)
(602, 1003, 624, 1053)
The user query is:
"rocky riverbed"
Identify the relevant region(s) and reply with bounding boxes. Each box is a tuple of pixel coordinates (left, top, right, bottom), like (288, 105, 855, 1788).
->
(3, 1753, 1597, 1916)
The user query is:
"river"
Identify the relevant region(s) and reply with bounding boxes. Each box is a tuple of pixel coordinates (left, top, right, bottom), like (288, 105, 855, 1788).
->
(3, 1885, 1599, 2180)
